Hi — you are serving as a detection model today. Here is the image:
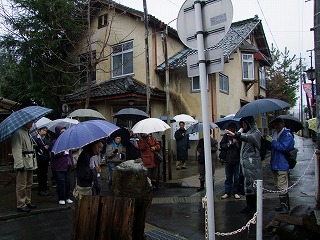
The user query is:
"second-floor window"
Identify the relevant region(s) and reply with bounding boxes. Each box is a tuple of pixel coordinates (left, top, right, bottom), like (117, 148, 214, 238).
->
(259, 66, 266, 89)
(191, 76, 208, 92)
(98, 14, 108, 29)
(219, 73, 229, 94)
(79, 51, 96, 84)
(112, 40, 134, 78)
(242, 54, 254, 80)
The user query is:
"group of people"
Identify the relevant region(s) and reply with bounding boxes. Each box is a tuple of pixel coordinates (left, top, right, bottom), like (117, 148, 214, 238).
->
(175, 116, 295, 216)
(12, 122, 164, 212)
(12, 115, 295, 216)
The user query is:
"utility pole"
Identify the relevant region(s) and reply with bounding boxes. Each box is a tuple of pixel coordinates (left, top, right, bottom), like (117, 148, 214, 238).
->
(143, 0, 150, 116)
(312, 0, 320, 209)
(299, 55, 304, 136)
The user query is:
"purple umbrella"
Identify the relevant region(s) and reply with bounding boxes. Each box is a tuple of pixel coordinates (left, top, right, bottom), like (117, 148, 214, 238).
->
(51, 120, 119, 154)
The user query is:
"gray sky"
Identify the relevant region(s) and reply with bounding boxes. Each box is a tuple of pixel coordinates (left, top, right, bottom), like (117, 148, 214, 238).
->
(120, 0, 314, 68)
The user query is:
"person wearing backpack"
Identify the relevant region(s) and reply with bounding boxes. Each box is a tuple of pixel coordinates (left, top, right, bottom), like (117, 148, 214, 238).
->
(225, 116, 262, 216)
(266, 117, 295, 214)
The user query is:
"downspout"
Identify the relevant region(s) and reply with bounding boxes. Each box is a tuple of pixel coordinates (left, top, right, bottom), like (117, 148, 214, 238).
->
(153, 27, 157, 69)
(210, 73, 216, 136)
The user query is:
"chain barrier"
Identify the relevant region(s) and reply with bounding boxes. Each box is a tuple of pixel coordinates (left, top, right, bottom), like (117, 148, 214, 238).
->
(254, 151, 315, 194)
(201, 151, 315, 238)
(202, 196, 258, 237)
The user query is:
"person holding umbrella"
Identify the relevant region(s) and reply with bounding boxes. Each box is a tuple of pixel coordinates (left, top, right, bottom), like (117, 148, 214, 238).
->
(220, 123, 241, 199)
(137, 133, 161, 191)
(225, 116, 262, 215)
(12, 121, 38, 213)
(266, 117, 295, 214)
(49, 126, 74, 205)
(174, 121, 190, 170)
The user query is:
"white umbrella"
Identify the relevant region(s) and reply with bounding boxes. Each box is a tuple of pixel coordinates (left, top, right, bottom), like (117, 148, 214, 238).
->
(35, 117, 52, 129)
(173, 114, 196, 123)
(46, 118, 79, 132)
(131, 118, 171, 134)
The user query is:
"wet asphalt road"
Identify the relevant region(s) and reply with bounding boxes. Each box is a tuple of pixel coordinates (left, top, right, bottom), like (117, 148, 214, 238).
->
(0, 135, 317, 240)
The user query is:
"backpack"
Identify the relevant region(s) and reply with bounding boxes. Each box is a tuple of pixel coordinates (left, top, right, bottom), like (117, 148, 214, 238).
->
(284, 148, 298, 169)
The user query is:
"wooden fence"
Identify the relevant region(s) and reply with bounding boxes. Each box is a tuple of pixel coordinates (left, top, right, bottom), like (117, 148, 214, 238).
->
(72, 195, 148, 240)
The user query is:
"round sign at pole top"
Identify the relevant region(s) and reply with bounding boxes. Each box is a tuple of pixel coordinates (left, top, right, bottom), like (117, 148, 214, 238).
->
(177, 0, 233, 50)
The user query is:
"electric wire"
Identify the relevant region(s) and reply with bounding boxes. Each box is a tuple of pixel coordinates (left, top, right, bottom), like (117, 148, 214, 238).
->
(256, 0, 279, 50)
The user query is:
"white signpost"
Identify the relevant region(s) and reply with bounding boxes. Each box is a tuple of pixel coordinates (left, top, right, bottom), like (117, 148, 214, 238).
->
(177, 1, 233, 239)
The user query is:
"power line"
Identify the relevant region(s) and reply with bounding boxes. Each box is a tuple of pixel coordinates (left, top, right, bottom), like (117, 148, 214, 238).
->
(256, 0, 279, 50)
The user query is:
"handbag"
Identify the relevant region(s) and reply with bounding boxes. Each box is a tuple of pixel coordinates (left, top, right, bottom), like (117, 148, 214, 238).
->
(154, 152, 163, 164)
(284, 148, 298, 169)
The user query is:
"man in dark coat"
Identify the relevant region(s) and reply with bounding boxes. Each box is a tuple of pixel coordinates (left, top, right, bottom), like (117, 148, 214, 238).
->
(174, 121, 190, 170)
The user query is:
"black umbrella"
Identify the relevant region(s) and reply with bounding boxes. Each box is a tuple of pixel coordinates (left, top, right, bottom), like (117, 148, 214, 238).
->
(269, 115, 303, 132)
(106, 127, 130, 146)
(214, 115, 241, 130)
(235, 98, 290, 118)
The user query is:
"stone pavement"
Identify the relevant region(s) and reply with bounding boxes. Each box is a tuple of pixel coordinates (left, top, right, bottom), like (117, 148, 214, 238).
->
(0, 135, 318, 239)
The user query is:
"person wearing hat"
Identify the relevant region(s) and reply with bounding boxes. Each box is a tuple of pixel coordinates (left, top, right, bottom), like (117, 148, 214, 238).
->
(33, 126, 51, 196)
(267, 117, 295, 214)
(220, 122, 241, 199)
(225, 116, 262, 215)
(174, 121, 190, 170)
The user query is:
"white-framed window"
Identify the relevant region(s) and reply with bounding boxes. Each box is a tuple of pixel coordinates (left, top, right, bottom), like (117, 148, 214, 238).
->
(219, 73, 229, 94)
(191, 75, 208, 92)
(79, 51, 96, 84)
(112, 40, 134, 78)
(242, 54, 254, 80)
(259, 66, 266, 89)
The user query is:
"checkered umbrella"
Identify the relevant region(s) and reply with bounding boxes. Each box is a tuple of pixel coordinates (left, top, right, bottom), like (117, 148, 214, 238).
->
(0, 106, 53, 142)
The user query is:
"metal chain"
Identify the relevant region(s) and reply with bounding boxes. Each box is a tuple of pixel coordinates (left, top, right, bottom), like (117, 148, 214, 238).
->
(255, 152, 315, 194)
(202, 196, 257, 237)
(202, 196, 209, 240)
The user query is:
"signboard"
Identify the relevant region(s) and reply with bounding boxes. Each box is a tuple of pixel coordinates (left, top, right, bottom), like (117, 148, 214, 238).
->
(177, 0, 233, 50)
(187, 48, 224, 77)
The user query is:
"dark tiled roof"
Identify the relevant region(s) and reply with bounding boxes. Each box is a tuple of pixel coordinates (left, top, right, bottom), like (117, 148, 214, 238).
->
(63, 77, 165, 103)
(157, 16, 271, 71)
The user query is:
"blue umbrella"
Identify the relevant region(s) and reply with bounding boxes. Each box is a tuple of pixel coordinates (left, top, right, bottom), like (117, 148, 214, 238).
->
(0, 106, 53, 142)
(214, 115, 241, 130)
(185, 121, 218, 135)
(51, 120, 119, 154)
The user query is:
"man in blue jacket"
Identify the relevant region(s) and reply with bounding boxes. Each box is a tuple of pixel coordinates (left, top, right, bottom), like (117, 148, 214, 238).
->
(267, 117, 295, 214)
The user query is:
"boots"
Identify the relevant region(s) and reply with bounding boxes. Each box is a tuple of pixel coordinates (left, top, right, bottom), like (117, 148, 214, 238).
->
(240, 194, 256, 214)
(279, 194, 290, 214)
(197, 180, 205, 192)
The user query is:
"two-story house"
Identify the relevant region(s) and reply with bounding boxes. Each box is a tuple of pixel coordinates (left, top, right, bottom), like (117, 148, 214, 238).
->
(157, 15, 272, 137)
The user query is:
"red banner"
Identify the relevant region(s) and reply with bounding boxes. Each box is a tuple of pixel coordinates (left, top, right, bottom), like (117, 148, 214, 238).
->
(303, 83, 313, 99)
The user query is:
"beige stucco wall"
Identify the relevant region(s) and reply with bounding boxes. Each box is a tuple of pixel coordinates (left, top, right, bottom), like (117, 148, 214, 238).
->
(76, 9, 184, 88)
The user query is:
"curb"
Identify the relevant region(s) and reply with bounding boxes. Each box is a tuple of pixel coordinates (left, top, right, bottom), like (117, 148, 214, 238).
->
(0, 206, 72, 222)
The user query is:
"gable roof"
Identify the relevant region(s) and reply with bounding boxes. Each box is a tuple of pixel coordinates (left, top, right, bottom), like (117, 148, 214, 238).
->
(62, 77, 165, 104)
(93, 0, 179, 40)
(157, 16, 271, 71)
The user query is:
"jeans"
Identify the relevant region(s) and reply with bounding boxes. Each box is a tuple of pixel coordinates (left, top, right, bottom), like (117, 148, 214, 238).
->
(108, 162, 119, 186)
(224, 162, 240, 195)
(52, 170, 71, 201)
